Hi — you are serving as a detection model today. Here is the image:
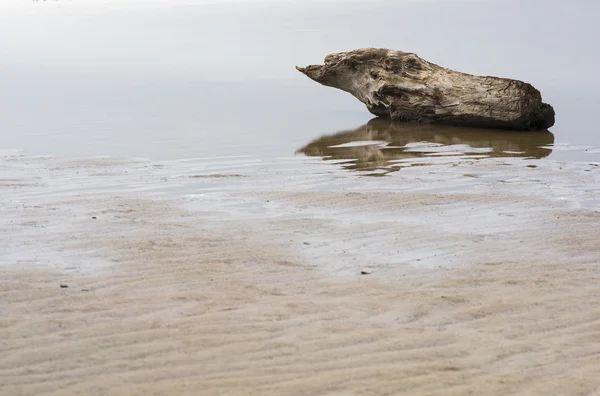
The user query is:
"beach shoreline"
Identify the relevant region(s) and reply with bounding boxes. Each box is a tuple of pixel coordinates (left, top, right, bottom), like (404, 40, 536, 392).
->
(2, 152, 600, 395)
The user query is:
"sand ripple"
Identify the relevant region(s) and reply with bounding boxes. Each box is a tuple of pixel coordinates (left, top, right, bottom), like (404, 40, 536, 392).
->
(2, 152, 600, 395)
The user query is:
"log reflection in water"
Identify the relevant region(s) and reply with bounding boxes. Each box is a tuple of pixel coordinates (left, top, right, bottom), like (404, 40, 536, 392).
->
(297, 118, 554, 174)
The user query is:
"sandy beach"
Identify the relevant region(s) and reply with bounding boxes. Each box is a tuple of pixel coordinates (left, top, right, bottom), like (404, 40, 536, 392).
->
(2, 150, 600, 395)
(2, 1, 600, 393)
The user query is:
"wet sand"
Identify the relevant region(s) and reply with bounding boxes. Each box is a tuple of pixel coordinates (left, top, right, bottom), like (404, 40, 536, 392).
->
(2, 149, 600, 395)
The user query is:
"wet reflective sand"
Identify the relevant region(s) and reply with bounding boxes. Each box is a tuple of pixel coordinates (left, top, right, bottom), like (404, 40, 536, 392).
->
(298, 118, 555, 174)
(2, 150, 600, 395)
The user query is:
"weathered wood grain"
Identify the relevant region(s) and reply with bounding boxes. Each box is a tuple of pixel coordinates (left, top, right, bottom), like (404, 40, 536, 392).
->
(297, 48, 555, 131)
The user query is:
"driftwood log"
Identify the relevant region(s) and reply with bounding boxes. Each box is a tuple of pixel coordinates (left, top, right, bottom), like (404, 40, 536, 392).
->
(297, 48, 555, 131)
(297, 118, 554, 173)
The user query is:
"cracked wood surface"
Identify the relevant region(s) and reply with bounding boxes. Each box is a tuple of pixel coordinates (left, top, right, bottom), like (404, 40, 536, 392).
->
(297, 48, 555, 131)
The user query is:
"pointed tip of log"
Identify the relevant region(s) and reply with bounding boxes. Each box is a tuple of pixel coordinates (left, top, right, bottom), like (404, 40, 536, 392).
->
(295, 65, 308, 76)
(295, 64, 325, 83)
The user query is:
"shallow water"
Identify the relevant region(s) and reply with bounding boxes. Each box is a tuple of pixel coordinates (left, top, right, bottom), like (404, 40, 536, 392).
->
(2, 1, 600, 275)
(1, 0, 600, 167)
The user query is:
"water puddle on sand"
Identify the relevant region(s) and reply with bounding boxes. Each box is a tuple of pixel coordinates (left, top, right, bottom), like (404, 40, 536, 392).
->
(297, 118, 558, 175)
(1, 124, 599, 276)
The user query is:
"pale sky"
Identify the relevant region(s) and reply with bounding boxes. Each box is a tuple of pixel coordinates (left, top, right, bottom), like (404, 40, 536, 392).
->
(1, 0, 597, 85)
(1, 0, 443, 9)
(1, 0, 598, 158)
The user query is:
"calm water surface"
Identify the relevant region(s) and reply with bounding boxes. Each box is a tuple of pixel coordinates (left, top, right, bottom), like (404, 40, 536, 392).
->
(1, 0, 599, 169)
